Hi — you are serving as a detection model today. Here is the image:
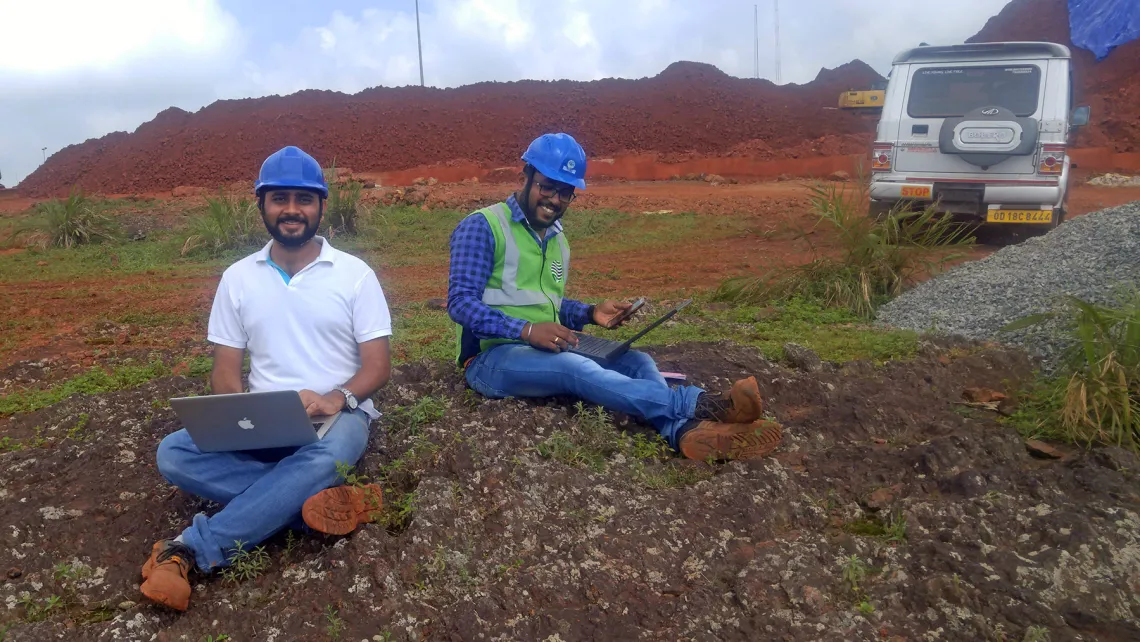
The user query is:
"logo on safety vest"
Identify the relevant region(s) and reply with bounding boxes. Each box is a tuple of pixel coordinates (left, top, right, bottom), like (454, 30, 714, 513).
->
(564, 159, 576, 173)
(550, 260, 564, 283)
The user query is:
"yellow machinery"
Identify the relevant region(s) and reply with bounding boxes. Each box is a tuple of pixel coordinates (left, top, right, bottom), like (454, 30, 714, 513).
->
(838, 89, 885, 110)
(837, 80, 887, 112)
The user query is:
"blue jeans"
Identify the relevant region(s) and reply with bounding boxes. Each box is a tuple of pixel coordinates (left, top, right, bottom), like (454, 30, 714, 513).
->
(465, 344, 704, 448)
(155, 409, 370, 572)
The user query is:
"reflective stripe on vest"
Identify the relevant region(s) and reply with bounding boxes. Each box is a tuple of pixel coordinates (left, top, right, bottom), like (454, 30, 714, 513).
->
(480, 202, 569, 311)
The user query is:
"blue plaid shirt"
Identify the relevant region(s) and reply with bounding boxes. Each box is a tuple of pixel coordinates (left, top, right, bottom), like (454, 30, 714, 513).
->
(448, 195, 592, 343)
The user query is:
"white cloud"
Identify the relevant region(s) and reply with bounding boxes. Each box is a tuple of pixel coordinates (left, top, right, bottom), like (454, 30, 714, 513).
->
(0, 0, 240, 74)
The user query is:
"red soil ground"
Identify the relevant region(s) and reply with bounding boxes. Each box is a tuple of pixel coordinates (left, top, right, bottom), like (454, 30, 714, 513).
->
(4, 179, 1139, 367)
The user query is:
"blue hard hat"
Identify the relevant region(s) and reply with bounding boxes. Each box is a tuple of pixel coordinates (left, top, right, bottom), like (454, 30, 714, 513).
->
(254, 146, 329, 198)
(521, 133, 587, 190)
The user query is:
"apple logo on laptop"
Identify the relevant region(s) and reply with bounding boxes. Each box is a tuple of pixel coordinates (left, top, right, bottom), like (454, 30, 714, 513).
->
(238, 418, 255, 430)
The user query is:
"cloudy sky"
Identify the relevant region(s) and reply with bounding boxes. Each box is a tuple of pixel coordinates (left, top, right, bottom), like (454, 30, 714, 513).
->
(0, 0, 1015, 186)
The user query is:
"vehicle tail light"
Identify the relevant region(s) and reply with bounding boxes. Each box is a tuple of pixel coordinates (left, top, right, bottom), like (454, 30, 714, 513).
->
(1039, 144, 1065, 175)
(872, 143, 893, 172)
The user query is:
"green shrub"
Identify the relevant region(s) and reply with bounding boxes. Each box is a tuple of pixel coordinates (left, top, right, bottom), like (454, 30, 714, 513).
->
(181, 190, 264, 256)
(8, 189, 118, 249)
(1004, 291, 1140, 455)
(714, 179, 975, 318)
(324, 159, 362, 236)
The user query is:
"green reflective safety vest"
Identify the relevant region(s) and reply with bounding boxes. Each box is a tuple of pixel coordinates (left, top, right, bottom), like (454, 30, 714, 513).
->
(455, 202, 570, 362)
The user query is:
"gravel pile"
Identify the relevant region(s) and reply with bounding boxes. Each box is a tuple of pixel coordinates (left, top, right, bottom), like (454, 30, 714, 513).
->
(876, 201, 1140, 369)
(1087, 173, 1140, 187)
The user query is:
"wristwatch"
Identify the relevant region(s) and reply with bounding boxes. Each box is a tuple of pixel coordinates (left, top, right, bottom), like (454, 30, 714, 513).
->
(334, 385, 359, 411)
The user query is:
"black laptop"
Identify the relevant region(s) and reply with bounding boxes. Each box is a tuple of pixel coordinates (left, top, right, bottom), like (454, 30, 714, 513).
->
(569, 299, 692, 365)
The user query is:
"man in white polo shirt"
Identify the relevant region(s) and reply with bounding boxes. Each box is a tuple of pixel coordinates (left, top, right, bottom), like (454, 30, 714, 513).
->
(139, 146, 393, 612)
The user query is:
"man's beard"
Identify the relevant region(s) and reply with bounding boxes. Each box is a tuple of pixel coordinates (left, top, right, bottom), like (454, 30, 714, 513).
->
(527, 199, 563, 229)
(264, 213, 321, 247)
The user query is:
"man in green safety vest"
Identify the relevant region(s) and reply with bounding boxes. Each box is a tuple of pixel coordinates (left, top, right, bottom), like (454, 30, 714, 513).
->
(446, 133, 782, 461)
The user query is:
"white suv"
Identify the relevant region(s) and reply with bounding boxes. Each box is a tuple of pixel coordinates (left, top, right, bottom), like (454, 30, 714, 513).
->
(869, 42, 1090, 233)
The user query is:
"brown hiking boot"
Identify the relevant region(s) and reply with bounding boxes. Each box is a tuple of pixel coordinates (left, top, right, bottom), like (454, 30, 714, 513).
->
(139, 540, 194, 611)
(302, 484, 384, 535)
(694, 376, 764, 424)
(678, 419, 783, 461)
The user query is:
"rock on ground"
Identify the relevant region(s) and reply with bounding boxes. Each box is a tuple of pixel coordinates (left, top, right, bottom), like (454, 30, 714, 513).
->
(875, 201, 1140, 370)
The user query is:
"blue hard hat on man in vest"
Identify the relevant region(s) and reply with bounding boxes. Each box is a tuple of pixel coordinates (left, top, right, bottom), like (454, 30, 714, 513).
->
(254, 146, 329, 198)
(521, 133, 587, 190)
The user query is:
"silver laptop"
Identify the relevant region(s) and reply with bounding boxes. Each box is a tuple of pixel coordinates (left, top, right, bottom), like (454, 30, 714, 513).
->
(169, 390, 340, 452)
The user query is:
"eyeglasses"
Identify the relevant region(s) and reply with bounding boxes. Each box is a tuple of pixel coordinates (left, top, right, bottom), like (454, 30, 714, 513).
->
(535, 181, 576, 203)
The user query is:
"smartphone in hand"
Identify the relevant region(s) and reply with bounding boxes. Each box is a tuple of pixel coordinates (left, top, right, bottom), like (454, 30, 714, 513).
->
(610, 297, 646, 326)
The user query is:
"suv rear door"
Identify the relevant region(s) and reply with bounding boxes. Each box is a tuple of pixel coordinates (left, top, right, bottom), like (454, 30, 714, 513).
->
(893, 61, 1046, 175)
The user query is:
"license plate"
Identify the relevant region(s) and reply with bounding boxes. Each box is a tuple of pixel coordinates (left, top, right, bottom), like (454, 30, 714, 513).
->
(901, 185, 932, 198)
(986, 209, 1053, 224)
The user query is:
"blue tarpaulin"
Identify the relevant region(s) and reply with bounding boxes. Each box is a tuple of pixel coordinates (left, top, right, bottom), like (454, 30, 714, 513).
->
(1069, 0, 1140, 60)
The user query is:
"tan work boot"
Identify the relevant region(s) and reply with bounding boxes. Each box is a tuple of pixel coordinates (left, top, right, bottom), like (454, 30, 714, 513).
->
(140, 539, 195, 611)
(302, 484, 384, 535)
(678, 419, 783, 461)
(694, 376, 765, 424)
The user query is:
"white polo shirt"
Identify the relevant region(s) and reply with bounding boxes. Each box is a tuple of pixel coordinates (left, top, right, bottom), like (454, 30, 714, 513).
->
(206, 236, 392, 419)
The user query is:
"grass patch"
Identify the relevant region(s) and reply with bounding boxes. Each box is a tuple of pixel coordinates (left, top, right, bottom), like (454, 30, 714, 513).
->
(78, 606, 117, 625)
(181, 190, 265, 257)
(18, 594, 63, 623)
(534, 402, 716, 487)
(842, 509, 907, 543)
(0, 358, 175, 416)
(389, 305, 461, 364)
(7, 189, 119, 249)
(324, 163, 363, 236)
(221, 541, 270, 584)
(0, 233, 208, 283)
(534, 403, 637, 473)
(389, 298, 918, 369)
(325, 605, 344, 640)
(379, 489, 417, 531)
(602, 297, 919, 365)
(1002, 291, 1140, 455)
(714, 180, 975, 318)
(357, 205, 750, 271)
(387, 395, 447, 434)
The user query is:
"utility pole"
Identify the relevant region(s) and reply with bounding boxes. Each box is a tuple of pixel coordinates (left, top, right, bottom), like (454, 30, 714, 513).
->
(773, 0, 782, 84)
(415, 0, 425, 87)
(41, 147, 47, 163)
(753, 5, 759, 79)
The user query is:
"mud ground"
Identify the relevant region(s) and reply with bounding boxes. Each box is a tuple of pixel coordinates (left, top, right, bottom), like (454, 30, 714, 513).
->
(1, 339, 1137, 642)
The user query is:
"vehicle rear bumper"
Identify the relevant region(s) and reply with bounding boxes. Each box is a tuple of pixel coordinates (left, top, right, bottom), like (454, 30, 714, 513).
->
(869, 179, 1063, 206)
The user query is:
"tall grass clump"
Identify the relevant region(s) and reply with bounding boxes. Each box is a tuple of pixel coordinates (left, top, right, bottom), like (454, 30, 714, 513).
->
(323, 159, 362, 236)
(8, 188, 118, 249)
(181, 190, 264, 257)
(714, 178, 976, 318)
(1003, 291, 1140, 455)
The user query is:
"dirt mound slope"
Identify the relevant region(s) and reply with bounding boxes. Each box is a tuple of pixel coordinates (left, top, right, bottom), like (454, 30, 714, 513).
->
(2, 341, 1137, 641)
(968, 0, 1140, 152)
(17, 61, 883, 197)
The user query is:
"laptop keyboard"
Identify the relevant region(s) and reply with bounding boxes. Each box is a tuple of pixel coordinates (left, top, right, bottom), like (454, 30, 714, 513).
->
(573, 333, 619, 357)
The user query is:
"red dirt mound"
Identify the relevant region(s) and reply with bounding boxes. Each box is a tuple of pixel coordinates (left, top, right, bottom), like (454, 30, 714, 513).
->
(18, 0, 1140, 196)
(968, 0, 1140, 152)
(18, 61, 883, 197)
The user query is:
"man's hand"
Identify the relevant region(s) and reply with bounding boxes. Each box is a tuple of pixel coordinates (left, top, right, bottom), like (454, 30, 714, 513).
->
(523, 322, 579, 353)
(592, 300, 636, 329)
(299, 389, 346, 417)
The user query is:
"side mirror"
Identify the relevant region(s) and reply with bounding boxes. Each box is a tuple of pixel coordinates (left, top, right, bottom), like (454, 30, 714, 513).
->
(1071, 105, 1091, 127)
